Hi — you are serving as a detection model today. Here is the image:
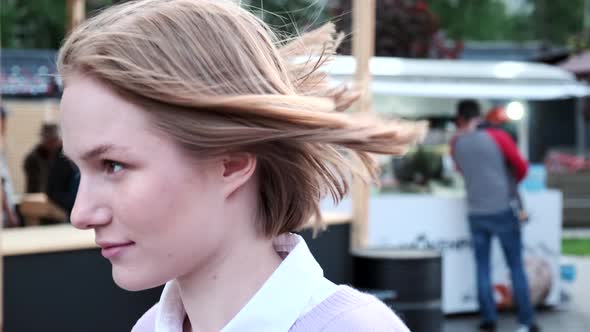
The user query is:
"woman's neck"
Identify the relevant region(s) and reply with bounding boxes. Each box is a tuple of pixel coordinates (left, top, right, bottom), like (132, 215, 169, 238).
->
(176, 231, 282, 332)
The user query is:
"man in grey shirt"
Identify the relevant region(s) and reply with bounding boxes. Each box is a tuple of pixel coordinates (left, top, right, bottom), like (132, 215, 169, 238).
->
(451, 100, 538, 332)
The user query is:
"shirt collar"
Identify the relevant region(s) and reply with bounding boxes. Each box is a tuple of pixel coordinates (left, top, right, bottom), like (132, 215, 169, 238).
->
(154, 233, 326, 332)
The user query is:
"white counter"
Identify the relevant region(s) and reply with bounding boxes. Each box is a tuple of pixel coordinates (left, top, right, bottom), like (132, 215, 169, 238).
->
(1, 212, 351, 257)
(322, 190, 563, 313)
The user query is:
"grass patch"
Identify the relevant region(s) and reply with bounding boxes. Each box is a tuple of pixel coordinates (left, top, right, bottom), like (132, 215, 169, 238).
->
(562, 238, 590, 256)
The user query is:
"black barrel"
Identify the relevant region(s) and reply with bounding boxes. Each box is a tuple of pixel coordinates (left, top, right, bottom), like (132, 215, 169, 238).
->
(353, 249, 443, 332)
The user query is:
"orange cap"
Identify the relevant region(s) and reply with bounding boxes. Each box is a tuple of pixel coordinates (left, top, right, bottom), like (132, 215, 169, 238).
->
(486, 106, 509, 124)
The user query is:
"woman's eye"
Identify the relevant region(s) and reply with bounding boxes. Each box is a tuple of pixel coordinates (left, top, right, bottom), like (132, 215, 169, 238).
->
(103, 160, 124, 174)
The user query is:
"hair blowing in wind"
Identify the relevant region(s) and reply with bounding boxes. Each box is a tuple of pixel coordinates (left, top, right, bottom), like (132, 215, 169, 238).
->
(57, 0, 427, 236)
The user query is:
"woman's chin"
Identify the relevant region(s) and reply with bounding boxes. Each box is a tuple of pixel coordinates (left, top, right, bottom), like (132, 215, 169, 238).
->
(112, 268, 166, 291)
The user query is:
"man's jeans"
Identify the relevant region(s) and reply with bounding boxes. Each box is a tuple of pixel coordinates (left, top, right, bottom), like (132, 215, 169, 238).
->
(469, 209, 534, 325)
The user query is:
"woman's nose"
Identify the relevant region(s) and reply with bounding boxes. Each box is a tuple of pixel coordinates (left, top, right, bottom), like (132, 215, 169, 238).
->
(69, 179, 112, 229)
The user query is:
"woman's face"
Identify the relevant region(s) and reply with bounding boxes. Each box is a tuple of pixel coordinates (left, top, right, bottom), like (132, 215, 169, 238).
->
(60, 76, 231, 291)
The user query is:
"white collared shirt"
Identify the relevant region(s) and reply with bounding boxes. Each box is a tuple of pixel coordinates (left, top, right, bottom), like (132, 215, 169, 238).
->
(153, 233, 338, 332)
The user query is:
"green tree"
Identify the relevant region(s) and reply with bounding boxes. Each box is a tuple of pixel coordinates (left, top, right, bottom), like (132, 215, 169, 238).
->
(1, 0, 115, 49)
(427, 0, 520, 41)
(426, 0, 584, 45)
(528, 0, 584, 45)
(0, 0, 328, 49)
(1, 0, 66, 49)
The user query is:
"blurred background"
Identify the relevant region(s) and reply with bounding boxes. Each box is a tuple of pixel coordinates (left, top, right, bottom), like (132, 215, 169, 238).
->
(2, 1, 590, 331)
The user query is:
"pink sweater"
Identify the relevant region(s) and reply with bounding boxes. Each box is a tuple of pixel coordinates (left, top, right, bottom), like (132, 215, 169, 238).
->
(289, 286, 410, 331)
(133, 285, 410, 331)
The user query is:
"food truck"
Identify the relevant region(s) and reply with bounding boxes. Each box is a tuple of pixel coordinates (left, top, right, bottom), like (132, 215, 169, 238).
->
(322, 55, 590, 313)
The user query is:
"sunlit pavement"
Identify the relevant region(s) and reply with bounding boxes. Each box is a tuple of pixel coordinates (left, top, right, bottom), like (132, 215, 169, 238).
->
(443, 256, 590, 332)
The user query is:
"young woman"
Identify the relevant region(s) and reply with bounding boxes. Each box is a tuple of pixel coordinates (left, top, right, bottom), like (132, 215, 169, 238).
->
(58, 1, 424, 331)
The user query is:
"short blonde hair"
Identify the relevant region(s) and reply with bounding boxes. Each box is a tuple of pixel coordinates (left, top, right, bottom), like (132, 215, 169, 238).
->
(58, 0, 425, 236)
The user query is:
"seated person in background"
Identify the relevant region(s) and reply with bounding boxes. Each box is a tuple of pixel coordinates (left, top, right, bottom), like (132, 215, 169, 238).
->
(46, 149, 79, 215)
(24, 124, 62, 193)
(0, 105, 20, 227)
(23, 124, 78, 224)
(1, 168, 19, 227)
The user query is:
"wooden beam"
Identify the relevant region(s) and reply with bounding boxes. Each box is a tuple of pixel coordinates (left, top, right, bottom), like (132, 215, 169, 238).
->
(351, 0, 375, 250)
(67, 0, 86, 34)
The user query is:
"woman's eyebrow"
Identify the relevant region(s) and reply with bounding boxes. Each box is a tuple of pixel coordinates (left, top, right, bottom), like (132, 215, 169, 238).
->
(80, 144, 127, 162)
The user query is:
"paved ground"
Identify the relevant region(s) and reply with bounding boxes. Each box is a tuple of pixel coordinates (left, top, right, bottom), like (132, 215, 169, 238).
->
(443, 256, 590, 332)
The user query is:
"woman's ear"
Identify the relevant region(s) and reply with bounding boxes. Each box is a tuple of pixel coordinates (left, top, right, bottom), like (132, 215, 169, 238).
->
(220, 152, 257, 198)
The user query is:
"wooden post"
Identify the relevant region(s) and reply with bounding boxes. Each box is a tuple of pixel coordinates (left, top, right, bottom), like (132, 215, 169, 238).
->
(67, 0, 86, 33)
(0, 183, 3, 331)
(0, 96, 3, 331)
(351, 0, 375, 250)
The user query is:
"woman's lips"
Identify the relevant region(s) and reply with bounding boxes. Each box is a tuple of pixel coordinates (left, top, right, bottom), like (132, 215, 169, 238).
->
(98, 241, 135, 259)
